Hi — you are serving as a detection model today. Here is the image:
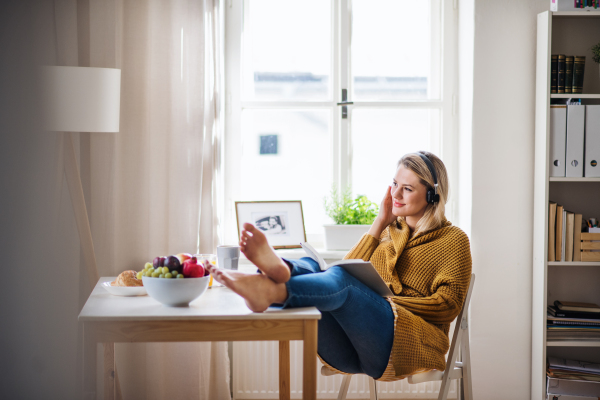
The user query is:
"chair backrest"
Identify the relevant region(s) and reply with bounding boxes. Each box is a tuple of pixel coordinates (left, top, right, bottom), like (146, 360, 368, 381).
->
(446, 273, 475, 366)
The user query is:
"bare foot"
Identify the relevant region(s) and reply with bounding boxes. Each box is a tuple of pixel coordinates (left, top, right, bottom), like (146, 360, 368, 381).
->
(204, 261, 287, 312)
(239, 223, 291, 284)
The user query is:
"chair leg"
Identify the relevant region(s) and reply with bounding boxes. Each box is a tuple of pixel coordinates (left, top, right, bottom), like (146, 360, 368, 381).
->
(368, 377, 378, 400)
(461, 328, 473, 400)
(337, 375, 352, 400)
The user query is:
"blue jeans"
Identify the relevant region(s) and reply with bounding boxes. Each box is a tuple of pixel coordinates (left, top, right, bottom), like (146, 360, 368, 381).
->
(280, 257, 394, 379)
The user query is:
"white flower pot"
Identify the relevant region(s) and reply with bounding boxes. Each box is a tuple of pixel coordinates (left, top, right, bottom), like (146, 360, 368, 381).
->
(323, 224, 371, 251)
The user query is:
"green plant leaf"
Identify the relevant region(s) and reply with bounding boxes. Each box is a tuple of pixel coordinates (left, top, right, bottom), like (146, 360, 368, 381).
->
(324, 185, 379, 225)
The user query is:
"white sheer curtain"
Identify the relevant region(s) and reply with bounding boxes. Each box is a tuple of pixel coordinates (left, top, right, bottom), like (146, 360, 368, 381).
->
(54, 0, 229, 398)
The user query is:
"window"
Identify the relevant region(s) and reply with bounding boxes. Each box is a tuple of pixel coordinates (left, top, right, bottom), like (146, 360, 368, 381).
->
(224, 0, 458, 244)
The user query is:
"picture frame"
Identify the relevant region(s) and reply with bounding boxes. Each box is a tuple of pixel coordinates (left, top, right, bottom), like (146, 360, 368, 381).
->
(235, 201, 306, 249)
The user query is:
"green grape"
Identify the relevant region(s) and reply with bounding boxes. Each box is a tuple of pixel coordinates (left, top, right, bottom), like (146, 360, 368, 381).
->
(159, 274, 165, 278)
(177, 274, 184, 279)
(165, 273, 173, 279)
(162, 266, 170, 274)
(145, 270, 153, 277)
(151, 271, 160, 278)
(136, 271, 143, 279)
(144, 262, 153, 270)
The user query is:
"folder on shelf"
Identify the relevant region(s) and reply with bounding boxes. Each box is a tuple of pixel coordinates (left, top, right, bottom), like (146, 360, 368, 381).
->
(565, 212, 574, 262)
(566, 105, 585, 178)
(585, 105, 600, 178)
(550, 105, 567, 177)
(573, 213, 582, 262)
(549, 202, 557, 262)
(556, 204, 564, 261)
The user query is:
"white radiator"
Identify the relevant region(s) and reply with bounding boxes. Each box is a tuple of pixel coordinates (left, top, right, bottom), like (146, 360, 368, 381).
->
(233, 341, 457, 399)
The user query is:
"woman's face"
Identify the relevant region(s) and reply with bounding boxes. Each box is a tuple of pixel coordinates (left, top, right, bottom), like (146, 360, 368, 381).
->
(391, 165, 429, 219)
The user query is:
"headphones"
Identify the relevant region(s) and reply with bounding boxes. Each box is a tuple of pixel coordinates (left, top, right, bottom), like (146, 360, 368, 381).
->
(417, 152, 440, 204)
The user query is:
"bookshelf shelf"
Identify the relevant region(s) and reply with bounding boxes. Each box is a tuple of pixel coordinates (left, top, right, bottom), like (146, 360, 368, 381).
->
(546, 340, 600, 347)
(532, 11, 600, 400)
(548, 261, 600, 266)
(550, 94, 600, 99)
(553, 11, 600, 17)
(549, 177, 600, 182)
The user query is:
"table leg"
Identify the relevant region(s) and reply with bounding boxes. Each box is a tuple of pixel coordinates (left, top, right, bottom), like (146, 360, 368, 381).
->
(279, 341, 290, 400)
(103, 343, 116, 400)
(83, 324, 97, 400)
(302, 320, 318, 400)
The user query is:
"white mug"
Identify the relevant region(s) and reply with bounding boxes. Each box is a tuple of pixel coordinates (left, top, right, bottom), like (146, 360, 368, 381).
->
(217, 245, 240, 270)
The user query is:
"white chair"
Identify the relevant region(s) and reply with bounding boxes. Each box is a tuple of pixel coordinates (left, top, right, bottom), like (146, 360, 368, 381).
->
(321, 273, 475, 400)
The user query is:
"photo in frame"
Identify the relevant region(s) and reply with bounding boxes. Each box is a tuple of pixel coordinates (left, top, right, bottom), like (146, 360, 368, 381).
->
(235, 201, 306, 249)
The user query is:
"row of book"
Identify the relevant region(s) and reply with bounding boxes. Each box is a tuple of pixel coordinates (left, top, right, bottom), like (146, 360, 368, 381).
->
(552, 0, 600, 10)
(551, 55, 585, 94)
(549, 105, 600, 178)
(548, 300, 600, 342)
(548, 202, 600, 262)
(547, 357, 600, 398)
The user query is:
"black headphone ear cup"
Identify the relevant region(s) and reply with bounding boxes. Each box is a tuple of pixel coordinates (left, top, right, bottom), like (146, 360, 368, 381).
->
(426, 189, 433, 204)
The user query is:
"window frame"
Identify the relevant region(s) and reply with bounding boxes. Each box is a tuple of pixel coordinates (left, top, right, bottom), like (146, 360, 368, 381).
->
(223, 0, 459, 245)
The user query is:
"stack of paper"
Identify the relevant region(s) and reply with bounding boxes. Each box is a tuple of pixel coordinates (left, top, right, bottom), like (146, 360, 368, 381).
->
(547, 358, 600, 398)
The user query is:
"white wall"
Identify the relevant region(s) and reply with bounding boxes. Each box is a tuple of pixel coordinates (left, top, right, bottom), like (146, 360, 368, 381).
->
(468, 0, 547, 398)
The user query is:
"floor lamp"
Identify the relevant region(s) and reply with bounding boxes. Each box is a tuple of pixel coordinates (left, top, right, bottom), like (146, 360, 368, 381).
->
(41, 66, 123, 399)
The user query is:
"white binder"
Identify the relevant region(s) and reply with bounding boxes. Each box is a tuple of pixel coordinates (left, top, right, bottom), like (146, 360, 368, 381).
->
(585, 105, 600, 178)
(550, 105, 567, 177)
(566, 105, 585, 177)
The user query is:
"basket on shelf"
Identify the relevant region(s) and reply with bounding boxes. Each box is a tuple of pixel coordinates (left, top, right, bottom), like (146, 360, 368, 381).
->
(580, 232, 600, 262)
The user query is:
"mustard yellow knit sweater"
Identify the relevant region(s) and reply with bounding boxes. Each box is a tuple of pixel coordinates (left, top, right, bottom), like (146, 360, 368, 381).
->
(344, 217, 472, 377)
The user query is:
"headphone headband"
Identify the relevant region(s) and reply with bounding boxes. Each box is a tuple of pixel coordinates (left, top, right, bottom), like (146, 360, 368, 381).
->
(417, 152, 440, 204)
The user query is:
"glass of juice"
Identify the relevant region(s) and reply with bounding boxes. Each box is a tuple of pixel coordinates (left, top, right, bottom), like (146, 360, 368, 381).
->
(195, 254, 217, 287)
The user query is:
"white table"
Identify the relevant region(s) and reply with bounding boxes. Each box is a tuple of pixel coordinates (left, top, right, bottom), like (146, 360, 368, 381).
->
(79, 277, 321, 400)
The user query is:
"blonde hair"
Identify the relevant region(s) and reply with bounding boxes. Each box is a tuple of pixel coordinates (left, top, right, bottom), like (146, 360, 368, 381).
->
(397, 151, 449, 237)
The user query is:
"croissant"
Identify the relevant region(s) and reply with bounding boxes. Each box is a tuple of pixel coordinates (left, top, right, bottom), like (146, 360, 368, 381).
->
(111, 270, 143, 287)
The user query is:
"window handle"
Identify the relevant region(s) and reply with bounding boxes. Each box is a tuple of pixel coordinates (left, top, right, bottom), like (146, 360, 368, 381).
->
(337, 89, 353, 119)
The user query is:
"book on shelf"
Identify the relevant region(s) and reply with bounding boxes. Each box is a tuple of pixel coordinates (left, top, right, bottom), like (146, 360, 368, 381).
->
(549, 202, 557, 261)
(548, 314, 600, 323)
(556, 300, 600, 313)
(574, 213, 583, 261)
(547, 330, 600, 340)
(548, 305, 600, 320)
(573, 56, 586, 94)
(557, 54, 566, 93)
(565, 212, 575, 261)
(551, 55, 558, 94)
(561, 209, 567, 261)
(565, 56, 574, 93)
(556, 204, 564, 261)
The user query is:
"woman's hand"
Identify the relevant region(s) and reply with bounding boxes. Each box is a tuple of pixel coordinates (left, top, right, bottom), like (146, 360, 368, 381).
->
(368, 186, 396, 238)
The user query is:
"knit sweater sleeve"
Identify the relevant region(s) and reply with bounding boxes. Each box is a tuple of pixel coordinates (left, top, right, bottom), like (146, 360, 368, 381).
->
(391, 231, 472, 324)
(343, 233, 380, 261)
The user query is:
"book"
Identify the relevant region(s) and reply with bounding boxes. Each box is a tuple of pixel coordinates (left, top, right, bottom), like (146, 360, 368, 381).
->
(548, 305, 600, 320)
(548, 320, 600, 327)
(573, 56, 586, 94)
(561, 209, 567, 261)
(565, 56, 574, 93)
(549, 202, 557, 262)
(300, 242, 394, 297)
(573, 213, 583, 261)
(551, 55, 558, 94)
(565, 212, 574, 261)
(556, 204, 564, 261)
(557, 54, 566, 93)
(556, 300, 600, 313)
(548, 314, 600, 325)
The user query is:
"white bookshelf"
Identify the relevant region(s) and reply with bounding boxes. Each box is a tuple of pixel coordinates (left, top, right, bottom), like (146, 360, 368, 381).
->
(532, 11, 600, 400)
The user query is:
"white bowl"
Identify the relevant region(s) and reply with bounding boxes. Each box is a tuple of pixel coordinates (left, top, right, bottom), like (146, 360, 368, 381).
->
(142, 276, 210, 307)
(101, 281, 147, 296)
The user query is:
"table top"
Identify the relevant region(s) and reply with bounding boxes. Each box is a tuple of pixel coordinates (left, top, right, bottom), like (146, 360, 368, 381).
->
(79, 277, 321, 322)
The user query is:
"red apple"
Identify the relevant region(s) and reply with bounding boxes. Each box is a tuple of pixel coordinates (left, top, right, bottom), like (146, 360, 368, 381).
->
(176, 253, 193, 263)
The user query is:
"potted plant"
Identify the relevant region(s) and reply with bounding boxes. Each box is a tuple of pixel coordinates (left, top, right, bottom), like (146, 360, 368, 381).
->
(593, 41, 600, 82)
(323, 185, 379, 250)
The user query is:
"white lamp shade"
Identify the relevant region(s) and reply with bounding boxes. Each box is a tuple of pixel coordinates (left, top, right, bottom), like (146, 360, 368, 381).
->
(41, 66, 121, 132)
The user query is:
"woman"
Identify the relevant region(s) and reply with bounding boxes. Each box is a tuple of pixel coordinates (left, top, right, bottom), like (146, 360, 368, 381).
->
(206, 151, 472, 380)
